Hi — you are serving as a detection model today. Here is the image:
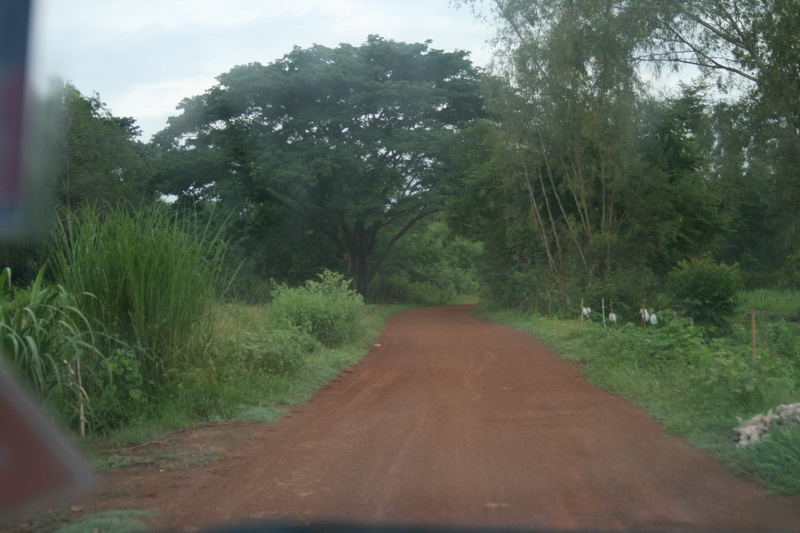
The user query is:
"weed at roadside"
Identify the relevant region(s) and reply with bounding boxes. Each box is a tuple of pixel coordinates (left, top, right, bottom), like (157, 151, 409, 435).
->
(53, 509, 155, 533)
(87, 303, 408, 461)
(733, 424, 800, 494)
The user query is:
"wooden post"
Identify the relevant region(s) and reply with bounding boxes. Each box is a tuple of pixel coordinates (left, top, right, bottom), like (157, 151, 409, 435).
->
(602, 298, 607, 330)
(580, 299, 584, 324)
(74, 360, 85, 438)
(751, 310, 757, 364)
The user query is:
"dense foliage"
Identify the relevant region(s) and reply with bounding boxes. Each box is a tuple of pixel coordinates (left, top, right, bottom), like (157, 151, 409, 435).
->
(56, 83, 153, 209)
(50, 204, 226, 376)
(451, 0, 800, 314)
(153, 36, 484, 296)
(668, 257, 742, 330)
(368, 221, 481, 305)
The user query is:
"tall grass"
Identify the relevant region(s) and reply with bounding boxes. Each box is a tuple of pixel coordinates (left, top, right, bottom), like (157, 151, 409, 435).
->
(740, 289, 800, 314)
(0, 267, 103, 426)
(736, 425, 800, 494)
(99, 302, 408, 444)
(50, 204, 227, 376)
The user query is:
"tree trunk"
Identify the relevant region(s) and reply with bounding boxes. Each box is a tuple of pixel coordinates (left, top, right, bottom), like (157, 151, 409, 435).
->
(351, 247, 372, 298)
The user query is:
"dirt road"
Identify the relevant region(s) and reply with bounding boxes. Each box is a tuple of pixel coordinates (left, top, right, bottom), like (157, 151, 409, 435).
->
(63, 306, 800, 531)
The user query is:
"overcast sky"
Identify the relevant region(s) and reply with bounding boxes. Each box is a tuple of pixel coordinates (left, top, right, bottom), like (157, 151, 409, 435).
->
(28, 0, 496, 140)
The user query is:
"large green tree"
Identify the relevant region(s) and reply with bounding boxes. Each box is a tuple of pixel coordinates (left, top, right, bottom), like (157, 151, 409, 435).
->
(153, 36, 483, 295)
(57, 83, 153, 209)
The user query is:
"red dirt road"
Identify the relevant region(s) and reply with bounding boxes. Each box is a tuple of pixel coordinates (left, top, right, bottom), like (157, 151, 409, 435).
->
(61, 306, 800, 530)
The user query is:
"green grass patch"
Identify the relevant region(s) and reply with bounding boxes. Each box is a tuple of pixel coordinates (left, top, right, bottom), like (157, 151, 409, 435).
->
(740, 289, 800, 314)
(735, 424, 800, 494)
(53, 509, 155, 533)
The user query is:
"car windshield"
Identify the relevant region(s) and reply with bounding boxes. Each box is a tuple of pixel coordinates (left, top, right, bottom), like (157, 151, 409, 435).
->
(3, 1, 800, 532)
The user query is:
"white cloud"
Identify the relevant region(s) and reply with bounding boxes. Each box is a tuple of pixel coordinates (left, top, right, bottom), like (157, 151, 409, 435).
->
(106, 77, 215, 133)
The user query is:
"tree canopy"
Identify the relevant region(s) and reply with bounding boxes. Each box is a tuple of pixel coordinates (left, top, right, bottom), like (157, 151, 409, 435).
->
(445, 0, 800, 312)
(57, 82, 153, 209)
(154, 36, 484, 295)
(7, 4, 800, 311)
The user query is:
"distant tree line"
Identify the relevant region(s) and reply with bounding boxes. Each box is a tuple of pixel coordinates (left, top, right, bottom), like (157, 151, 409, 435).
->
(447, 0, 800, 313)
(3, 5, 799, 308)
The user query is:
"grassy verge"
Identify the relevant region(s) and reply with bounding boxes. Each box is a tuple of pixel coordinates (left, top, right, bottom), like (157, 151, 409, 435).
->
(7, 301, 408, 532)
(52, 510, 156, 533)
(85, 302, 410, 448)
(477, 302, 800, 495)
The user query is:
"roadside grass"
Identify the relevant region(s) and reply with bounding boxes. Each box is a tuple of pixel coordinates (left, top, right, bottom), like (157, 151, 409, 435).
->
(477, 295, 800, 495)
(8, 508, 157, 533)
(735, 424, 800, 494)
(2, 203, 419, 530)
(85, 302, 409, 453)
(48, 300, 408, 533)
(52, 510, 155, 533)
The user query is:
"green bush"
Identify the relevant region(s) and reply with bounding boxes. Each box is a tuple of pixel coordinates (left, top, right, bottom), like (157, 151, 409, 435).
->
(368, 272, 457, 306)
(232, 326, 319, 375)
(368, 221, 481, 305)
(269, 271, 365, 347)
(90, 347, 151, 427)
(668, 257, 742, 330)
(765, 320, 800, 359)
(781, 253, 800, 289)
(367, 272, 415, 303)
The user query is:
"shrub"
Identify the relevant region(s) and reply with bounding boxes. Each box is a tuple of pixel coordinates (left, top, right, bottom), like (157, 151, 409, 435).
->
(90, 347, 152, 428)
(269, 271, 364, 347)
(224, 326, 319, 376)
(668, 257, 742, 331)
(781, 253, 800, 289)
(368, 221, 481, 304)
(259, 327, 320, 374)
(365, 272, 415, 303)
(368, 272, 457, 306)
